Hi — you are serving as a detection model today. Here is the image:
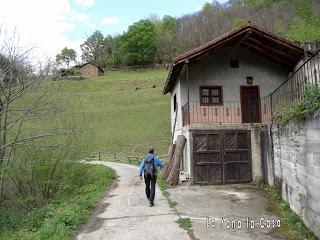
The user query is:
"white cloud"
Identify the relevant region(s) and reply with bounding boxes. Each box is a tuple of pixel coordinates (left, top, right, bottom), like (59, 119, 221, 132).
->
(87, 23, 96, 29)
(75, 0, 95, 7)
(101, 16, 120, 25)
(70, 10, 91, 21)
(0, 0, 86, 63)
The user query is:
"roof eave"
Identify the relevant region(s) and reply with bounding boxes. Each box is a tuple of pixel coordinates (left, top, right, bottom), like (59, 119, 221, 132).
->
(162, 23, 305, 94)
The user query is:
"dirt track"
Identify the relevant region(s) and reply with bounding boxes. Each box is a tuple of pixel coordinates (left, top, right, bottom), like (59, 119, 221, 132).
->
(75, 161, 190, 240)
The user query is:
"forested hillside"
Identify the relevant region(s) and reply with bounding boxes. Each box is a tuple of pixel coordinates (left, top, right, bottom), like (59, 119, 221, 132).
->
(57, 0, 320, 69)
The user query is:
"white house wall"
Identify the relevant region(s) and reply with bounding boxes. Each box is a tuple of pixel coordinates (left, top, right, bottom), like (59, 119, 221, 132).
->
(170, 78, 182, 142)
(169, 46, 293, 179)
(179, 47, 290, 106)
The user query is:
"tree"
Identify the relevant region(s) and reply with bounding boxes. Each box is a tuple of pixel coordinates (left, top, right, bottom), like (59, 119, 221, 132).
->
(155, 15, 177, 63)
(121, 20, 156, 65)
(56, 47, 76, 68)
(81, 30, 106, 68)
(104, 35, 123, 67)
(0, 29, 83, 207)
(202, 2, 215, 14)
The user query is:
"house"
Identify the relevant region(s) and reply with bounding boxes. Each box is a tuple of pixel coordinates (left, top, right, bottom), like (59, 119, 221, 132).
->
(163, 23, 305, 185)
(79, 62, 104, 76)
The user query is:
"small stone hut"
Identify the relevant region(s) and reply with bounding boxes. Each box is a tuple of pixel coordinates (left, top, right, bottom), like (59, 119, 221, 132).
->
(80, 62, 104, 76)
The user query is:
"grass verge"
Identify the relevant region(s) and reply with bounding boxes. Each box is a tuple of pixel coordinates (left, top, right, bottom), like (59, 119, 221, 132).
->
(0, 163, 116, 240)
(157, 178, 197, 239)
(257, 181, 318, 240)
(178, 218, 192, 230)
(157, 178, 177, 208)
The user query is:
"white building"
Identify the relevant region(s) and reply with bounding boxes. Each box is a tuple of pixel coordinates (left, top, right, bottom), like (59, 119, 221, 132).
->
(163, 23, 305, 184)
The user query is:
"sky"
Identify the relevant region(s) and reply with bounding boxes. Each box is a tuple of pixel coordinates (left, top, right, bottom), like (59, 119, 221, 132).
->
(0, 0, 227, 62)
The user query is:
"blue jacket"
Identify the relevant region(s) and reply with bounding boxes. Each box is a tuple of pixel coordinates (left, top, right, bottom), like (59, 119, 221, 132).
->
(139, 154, 164, 176)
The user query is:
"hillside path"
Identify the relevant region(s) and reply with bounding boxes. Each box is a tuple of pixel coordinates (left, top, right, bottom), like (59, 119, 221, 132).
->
(75, 161, 190, 240)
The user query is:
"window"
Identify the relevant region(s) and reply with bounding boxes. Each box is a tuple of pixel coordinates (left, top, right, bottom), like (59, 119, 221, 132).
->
(230, 59, 239, 68)
(200, 86, 223, 105)
(173, 94, 177, 112)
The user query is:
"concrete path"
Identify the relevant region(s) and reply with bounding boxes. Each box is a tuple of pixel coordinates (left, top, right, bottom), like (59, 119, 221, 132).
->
(168, 184, 282, 240)
(75, 161, 190, 240)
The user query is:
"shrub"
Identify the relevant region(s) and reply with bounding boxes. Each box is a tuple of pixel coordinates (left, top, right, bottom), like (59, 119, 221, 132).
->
(274, 86, 320, 126)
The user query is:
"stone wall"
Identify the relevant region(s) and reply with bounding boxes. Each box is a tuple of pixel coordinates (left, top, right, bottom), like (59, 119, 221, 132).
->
(269, 114, 320, 237)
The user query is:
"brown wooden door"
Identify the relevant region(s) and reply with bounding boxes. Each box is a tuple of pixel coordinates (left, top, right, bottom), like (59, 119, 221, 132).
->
(224, 131, 252, 183)
(241, 86, 261, 123)
(193, 131, 251, 184)
(193, 133, 223, 184)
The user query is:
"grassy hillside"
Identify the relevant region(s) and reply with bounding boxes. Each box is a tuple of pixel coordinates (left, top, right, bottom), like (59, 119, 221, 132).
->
(25, 69, 171, 158)
(1, 70, 170, 239)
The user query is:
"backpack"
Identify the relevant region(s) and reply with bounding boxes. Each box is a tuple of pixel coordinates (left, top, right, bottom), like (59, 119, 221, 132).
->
(144, 154, 156, 177)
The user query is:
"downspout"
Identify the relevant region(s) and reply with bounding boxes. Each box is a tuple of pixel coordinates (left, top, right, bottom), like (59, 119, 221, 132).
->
(185, 59, 190, 125)
(171, 59, 189, 143)
(269, 93, 275, 186)
(185, 59, 192, 183)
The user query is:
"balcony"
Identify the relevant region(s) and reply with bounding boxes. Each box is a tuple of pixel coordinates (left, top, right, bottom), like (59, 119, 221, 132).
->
(182, 97, 271, 126)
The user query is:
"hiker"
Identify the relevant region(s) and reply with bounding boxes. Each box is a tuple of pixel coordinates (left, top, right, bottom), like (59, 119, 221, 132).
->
(139, 148, 163, 207)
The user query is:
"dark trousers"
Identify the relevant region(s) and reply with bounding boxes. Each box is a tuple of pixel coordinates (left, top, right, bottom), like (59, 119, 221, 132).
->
(144, 174, 157, 203)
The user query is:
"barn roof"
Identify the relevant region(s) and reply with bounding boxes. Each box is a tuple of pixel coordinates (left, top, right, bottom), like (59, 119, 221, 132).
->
(79, 62, 104, 72)
(163, 23, 305, 94)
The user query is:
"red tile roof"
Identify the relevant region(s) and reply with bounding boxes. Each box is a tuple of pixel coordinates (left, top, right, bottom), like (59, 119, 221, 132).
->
(163, 23, 305, 94)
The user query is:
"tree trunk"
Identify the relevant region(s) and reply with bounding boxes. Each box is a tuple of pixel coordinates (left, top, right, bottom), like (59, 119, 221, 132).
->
(167, 135, 186, 186)
(160, 143, 176, 180)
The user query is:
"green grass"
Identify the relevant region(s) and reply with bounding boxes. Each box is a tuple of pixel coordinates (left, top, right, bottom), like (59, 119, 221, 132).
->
(157, 177, 177, 208)
(23, 69, 170, 157)
(257, 181, 318, 240)
(0, 163, 116, 240)
(177, 218, 192, 230)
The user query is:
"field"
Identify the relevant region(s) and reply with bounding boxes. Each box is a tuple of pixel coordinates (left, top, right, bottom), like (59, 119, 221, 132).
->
(24, 69, 171, 158)
(58, 70, 170, 157)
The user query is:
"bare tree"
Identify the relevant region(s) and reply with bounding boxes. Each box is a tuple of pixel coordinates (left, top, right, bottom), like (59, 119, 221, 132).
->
(0, 28, 82, 207)
(171, 1, 298, 59)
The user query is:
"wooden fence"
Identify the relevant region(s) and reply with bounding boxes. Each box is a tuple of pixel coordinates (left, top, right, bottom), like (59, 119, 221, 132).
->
(109, 64, 169, 72)
(81, 151, 168, 166)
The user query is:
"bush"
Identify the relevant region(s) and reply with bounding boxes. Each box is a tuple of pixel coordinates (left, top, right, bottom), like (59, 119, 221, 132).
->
(274, 86, 320, 126)
(0, 164, 116, 240)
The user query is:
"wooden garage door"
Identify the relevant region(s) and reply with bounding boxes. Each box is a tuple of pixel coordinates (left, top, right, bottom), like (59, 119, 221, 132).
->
(193, 132, 223, 184)
(193, 131, 251, 184)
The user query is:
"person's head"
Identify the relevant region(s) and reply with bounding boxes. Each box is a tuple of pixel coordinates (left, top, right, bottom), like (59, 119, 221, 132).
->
(148, 147, 154, 154)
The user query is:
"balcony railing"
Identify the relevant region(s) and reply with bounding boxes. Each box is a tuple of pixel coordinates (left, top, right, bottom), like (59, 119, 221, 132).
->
(182, 97, 272, 126)
(182, 49, 320, 127)
(271, 49, 320, 117)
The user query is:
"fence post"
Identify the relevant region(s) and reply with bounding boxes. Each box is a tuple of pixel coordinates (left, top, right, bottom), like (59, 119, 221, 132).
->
(270, 93, 273, 120)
